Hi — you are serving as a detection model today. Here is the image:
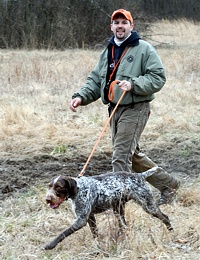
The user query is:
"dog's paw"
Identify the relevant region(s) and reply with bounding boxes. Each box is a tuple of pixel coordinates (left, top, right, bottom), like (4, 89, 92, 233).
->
(168, 226, 174, 231)
(44, 243, 56, 250)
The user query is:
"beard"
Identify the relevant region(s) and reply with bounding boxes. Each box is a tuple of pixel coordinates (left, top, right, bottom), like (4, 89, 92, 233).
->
(116, 31, 125, 39)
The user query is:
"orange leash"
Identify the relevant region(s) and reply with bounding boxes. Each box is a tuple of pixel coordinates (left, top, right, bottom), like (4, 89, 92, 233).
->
(79, 82, 126, 177)
(108, 80, 120, 101)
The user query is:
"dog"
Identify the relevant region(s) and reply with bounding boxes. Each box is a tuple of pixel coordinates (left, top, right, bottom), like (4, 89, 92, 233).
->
(44, 166, 173, 250)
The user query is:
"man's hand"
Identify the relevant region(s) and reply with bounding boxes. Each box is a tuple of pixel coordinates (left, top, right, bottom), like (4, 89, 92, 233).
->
(70, 97, 82, 112)
(118, 80, 132, 91)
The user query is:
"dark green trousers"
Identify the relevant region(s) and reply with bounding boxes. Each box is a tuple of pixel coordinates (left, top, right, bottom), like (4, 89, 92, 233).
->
(110, 102, 179, 191)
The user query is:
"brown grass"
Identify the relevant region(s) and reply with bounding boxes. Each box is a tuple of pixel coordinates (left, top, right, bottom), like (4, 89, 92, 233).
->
(0, 19, 200, 259)
(0, 21, 199, 159)
(1, 182, 200, 259)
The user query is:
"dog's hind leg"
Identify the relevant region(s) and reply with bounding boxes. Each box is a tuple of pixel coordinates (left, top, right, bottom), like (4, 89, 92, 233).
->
(88, 213, 98, 238)
(150, 208, 173, 231)
(133, 187, 173, 231)
(142, 198, 173, 231)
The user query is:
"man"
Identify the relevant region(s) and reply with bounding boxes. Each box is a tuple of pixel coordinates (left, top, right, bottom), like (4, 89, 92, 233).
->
(70, 9, 179, 205)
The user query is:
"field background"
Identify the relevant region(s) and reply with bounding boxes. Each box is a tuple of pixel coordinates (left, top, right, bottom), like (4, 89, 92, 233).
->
(0, 20, 200, 259)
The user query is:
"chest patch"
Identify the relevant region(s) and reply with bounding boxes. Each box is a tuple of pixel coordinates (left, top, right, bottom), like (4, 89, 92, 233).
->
(127, 55, 134, 63)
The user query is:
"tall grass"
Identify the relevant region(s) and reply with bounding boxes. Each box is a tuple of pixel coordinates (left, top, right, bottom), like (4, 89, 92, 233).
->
(0, 20, 199, 159)
(0, 19, 200, 259)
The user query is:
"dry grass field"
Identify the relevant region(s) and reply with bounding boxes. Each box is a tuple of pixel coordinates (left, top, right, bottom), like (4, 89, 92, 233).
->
(0, 19, 200, 259)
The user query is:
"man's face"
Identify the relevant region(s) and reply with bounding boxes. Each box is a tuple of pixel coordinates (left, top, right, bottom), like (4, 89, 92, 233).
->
(111, 17, 134, 41)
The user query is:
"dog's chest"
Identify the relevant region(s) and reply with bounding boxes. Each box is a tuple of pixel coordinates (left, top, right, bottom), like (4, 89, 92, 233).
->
(68, 199, 77, 217)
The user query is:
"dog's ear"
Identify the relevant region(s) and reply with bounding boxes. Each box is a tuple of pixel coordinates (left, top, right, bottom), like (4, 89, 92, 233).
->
(63, 177, 78, 199)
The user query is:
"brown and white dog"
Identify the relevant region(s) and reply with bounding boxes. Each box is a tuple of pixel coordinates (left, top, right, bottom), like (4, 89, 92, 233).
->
(45, 167, 173, 250)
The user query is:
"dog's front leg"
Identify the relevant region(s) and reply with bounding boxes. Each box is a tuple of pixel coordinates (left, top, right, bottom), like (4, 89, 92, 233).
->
(44, 217, 88, 250)
(88, 213, 98, 238)
(113, 202, 127, 232)
(44, 225, 76, 250)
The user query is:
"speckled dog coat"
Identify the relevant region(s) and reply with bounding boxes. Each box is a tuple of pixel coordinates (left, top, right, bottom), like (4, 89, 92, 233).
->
(45, 166, 172, 250)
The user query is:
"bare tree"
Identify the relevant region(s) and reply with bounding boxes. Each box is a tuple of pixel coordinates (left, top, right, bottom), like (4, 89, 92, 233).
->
(0, 0, 199, 49)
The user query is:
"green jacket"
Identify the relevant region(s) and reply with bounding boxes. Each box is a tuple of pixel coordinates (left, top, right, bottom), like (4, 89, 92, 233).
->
(72, 39, 166, 106)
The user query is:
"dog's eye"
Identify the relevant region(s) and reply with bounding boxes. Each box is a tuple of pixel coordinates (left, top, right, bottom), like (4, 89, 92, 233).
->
(48, 183, 53, 188)
(56, 186, 63, 191)
(56, 191, 61, 196)
(55, 186, 64, 195)
(56, 190, 63, 197)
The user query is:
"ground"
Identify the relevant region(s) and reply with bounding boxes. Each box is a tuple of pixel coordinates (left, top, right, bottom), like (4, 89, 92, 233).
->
(0, 137, 199, 202)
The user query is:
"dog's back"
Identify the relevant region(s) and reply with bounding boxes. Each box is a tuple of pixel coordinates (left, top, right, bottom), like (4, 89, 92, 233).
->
(74, 169, 156, 213)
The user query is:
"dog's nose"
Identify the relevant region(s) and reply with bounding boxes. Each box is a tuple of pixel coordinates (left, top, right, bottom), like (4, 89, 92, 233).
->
(46, 195, 52, 203)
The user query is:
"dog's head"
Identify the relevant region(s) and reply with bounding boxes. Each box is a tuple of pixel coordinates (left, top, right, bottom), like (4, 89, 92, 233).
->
(46, 176, 77, 209)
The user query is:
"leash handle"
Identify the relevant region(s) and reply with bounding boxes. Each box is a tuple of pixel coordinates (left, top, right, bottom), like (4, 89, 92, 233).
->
(108, 80, 120, 101)
(79, 86, 126, 177)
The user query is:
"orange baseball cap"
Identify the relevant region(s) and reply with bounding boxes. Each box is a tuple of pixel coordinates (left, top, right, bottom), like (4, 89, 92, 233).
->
(111, 9, 133, 24)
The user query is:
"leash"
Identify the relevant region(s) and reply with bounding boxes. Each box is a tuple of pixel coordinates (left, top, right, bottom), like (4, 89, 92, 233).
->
(79, 81, 126, 177)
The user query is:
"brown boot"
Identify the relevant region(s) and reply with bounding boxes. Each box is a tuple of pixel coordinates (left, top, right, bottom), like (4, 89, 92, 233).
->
(132, 151, 157, 173)
(132, 148, 180, 205)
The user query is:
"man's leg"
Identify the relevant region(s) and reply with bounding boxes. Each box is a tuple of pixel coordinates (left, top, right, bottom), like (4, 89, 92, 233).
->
(110, 102, 150, 172)
(132, 145, 157, 172)
(110, 102, 180, 204)
(132, 143, 180, 204)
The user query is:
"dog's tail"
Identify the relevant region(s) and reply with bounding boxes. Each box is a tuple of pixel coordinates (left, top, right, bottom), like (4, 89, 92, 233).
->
(140, 166, 162, 179)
